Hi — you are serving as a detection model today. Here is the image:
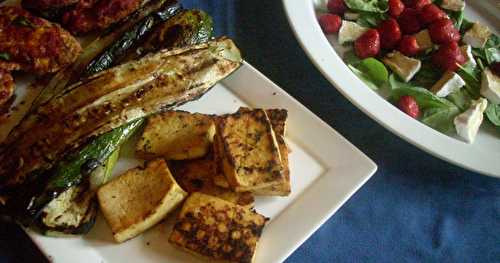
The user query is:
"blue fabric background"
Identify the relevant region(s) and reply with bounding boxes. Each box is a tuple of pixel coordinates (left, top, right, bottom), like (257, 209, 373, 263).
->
(1, 1, 499, 262)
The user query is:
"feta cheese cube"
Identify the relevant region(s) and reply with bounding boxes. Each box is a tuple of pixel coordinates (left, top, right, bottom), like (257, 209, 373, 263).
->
(431, 71, 466, 97)
(480, 68, 500, 104)
(460, 45, 476, 68)
(382, 51, 422, 82)
(454, 98, 488, 143)
(414, 30, 433, 51)
(344, 12, 360, 21)
(441, 0, 465, 11)
(338, 21, 368, 45)
(463, 22, 492, 48)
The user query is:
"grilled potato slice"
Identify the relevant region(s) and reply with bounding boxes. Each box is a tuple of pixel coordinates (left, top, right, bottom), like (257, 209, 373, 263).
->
(169, 193, 268, 263)
(169, 154, 254, 207)
(213, 108, 290, 196)
(215, 108, 284, 192)
(97, 159, 187, 243)
(136, 111, 216, 160)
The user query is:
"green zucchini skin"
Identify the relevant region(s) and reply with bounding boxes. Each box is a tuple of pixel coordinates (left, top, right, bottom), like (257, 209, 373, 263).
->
(38, 149, 120, 235)
(84, 1, 182, 77)
(128, 9, 214, 61)
(12, 119, 143, 224)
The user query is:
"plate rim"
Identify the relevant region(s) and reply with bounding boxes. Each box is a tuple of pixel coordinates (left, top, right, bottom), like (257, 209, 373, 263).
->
(24, 61, 378, 263)
(282, 0, 500, 178)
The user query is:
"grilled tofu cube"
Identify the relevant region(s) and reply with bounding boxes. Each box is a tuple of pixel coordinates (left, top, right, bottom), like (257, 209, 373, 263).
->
(169, 155, 254, 207)
(213, 109, 291, 196)
(169, 193, 268, 263)
(252, 109, 291, 196)
(216, 108, 284, 192)
(136, 111, 215, 160)
(97, 159, 187, 243)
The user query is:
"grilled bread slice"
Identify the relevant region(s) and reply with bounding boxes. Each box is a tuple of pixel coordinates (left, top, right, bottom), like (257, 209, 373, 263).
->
(136, 111, 216, 160)
(169, 193, 268, 263)
(215, 108, 284, 192)
(213, 108, 291, 196)
(97, 159, 187, 243)
(168, 154, 254, 207)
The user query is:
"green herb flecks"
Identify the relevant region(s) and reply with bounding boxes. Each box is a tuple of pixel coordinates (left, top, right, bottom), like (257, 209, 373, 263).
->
(13, 16, 36, 28)
(0, 52, 10, 61)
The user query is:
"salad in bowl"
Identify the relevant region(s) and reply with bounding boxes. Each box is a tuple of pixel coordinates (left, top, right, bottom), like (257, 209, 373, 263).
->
(315, 0, 499, 143)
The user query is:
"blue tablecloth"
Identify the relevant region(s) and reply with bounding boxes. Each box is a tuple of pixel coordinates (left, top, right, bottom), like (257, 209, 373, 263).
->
(1, 1, 499, 262)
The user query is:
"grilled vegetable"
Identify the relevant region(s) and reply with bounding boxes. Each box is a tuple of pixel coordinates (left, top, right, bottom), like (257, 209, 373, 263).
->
(84, 1, 182, 77)
(124, 9, 213, 62)
(39, 149, 120, 236)
(30, 0, 181, 110)
(7, 119, 142, 224)
(0, 38, 242, 212)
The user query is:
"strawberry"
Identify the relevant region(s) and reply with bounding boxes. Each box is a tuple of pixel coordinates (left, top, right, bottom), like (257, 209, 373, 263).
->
(432, 42, 467, 72)
(355, 29, 381, 59)
(428, 18, 461, 44)
(378, 18, 402, 49)
(327, 0, 347, 15)
(404, 0, 431, 10)
(398, 95, 420, 119)
(319, 14, 342, 34)
(398, 8, 421, 34)
(389, 0, 405, 17)
(419, 4, 447, 25)
(398, 35, 420, 56)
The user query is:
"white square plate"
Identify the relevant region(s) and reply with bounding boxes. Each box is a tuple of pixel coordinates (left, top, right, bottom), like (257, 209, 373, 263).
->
(23, 62, 377, 263)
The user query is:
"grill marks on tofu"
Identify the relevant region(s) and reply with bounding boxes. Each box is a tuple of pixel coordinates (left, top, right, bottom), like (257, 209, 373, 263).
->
(169, 193, 268, 263)
(253, 109, 290, 196)
(97, 159, 187, 243)
(213, 108, 291, 195)
(136, 111, 216, 160)
(169, 154, 255, 208)
(216, 108, 284, 192)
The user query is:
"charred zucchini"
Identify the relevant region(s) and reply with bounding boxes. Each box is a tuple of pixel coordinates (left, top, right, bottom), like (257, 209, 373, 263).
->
(125, 9, 213, 61)
(10, 119, 143, 224)
(38, 149, 120, 236)
(31, 0, 181, 110)
(84, 1, 182, 77)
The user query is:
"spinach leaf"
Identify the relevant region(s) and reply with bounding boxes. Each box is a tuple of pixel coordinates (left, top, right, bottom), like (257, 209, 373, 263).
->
(421, 106, 460, 133)
(348, 64, 379, 90)
(344, 0, 388, 13)
(411, 59, 442, 88)
(0, 52, 10, 61)
(358, 58, 389, 84)
(357, 11, 387, 27)
(448, 10, 464, 30)
(447, 89, 473, 111)
(389, 74, 460, 133)
(460, 18, 474, 34)
(485, 103, 500, 126)
(457, 65, 481, 98)
(472, 34, 500, 65)
(344, 50, 362, 66)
